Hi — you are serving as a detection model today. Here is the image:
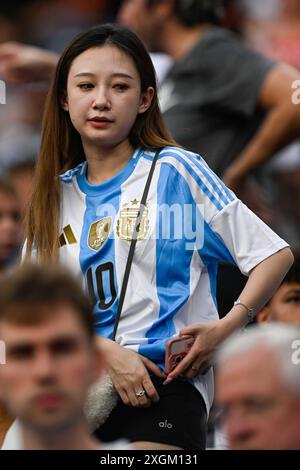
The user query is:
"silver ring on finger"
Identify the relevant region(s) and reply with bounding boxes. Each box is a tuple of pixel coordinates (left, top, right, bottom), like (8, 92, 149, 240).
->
(135, 390, 146, 398)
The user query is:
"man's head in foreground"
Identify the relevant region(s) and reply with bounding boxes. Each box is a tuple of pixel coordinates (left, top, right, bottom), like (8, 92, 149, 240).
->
(216, 324, 300, 450)
(256, 249, 300, 325)
(0, 264, 102, 448)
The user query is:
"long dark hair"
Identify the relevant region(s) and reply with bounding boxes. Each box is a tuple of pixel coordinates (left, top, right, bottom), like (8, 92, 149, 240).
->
(26, 23, 177, 263)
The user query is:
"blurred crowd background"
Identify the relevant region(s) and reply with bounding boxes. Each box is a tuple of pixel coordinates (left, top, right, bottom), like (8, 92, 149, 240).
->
(0, 0, 122, 277)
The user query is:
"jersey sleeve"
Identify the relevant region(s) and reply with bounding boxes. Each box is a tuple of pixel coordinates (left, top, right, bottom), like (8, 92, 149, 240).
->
(159, 147, 237, 224)
(159, 147, 288, 271)
(209, 199, 289, 275)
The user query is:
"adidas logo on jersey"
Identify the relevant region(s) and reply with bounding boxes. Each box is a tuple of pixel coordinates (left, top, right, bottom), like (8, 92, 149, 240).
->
(59, 224, 77, 247)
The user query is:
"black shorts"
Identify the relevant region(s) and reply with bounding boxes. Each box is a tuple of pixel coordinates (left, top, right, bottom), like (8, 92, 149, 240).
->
(94, 376, 207, 450)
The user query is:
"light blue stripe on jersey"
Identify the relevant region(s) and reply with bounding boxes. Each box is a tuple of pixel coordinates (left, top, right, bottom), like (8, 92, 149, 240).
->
(143, 147, 235, 206)
(141, 148, 234, 210)
(158, 148, 227, 211)
(139, 162, 199, 366)
(79, 189, 120, 338)
(76, 151, 141, 338)
(76, 149, 141, 336)
(196, 154, 236, 203)
(161, 147, 235, 206)
(198, 220, 236, 309)
(183, 150, 235, 203)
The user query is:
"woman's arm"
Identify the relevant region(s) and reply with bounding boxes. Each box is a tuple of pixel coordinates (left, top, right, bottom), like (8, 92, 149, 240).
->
(165, 247, 294, 382)
(97, 336, 166, 407)
(217, 246, 294, 333)
(0, 42, 58, 82)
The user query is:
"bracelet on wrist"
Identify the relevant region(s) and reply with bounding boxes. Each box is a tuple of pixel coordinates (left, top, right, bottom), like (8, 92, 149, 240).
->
(233, 298, 256, 323)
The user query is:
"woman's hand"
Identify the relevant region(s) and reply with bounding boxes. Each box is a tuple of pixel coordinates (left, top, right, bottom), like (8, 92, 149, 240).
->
(164, 320, 229, 382)
(99, 337, 166, 408)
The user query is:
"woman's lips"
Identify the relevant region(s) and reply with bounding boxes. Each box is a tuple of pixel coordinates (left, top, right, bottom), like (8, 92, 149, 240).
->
(88, 118, 113, 128)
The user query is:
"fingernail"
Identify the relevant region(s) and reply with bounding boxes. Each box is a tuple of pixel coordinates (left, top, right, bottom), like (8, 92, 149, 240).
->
(163, 377, 173, 386)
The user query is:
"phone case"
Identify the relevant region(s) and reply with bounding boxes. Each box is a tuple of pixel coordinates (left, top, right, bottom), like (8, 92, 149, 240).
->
(165, 335, 194, 374)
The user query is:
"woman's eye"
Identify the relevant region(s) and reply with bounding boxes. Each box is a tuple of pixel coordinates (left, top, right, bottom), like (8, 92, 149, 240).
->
(287, 296, 300, 303)
(114, 83, 129, 91)
(78, 83, 94, 90)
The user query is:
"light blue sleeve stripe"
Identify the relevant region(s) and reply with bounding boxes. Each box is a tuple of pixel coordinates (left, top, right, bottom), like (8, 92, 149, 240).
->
(159, 150, 224, 211)
(196, 154, 236, 203)
(181, 151, 231, 205)
(163, 147, 235, 205)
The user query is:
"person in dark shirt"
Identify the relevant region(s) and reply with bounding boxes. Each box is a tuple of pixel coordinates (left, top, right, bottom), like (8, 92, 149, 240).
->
(117, 0, 300, 192)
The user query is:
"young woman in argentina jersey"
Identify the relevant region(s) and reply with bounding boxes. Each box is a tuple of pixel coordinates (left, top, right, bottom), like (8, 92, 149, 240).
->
(25, 24, 293, 450)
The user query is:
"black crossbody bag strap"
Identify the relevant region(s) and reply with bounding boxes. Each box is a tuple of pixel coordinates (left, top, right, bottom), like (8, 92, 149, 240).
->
(112, 148, 160, 341)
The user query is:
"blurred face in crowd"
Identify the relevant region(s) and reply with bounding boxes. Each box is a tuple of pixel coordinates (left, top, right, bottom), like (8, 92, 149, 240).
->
(0, 305, 102, 434)
(257, 282, 300, 325)
(216, 346, 300, 450)
(118, 0, 163, 50)
(0, 190, 22, 263)
(9, 165, 35, 221)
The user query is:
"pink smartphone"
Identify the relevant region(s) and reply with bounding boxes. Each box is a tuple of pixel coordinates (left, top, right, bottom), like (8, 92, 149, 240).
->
(165, 335, 194, 374)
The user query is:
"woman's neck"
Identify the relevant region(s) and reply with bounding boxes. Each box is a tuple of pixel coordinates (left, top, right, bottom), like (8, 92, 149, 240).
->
(83, 140, 134, 185)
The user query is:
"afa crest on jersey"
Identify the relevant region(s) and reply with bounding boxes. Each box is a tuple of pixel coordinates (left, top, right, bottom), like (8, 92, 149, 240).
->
(116, 199, 149, 241)
(88, 216, 112, 251)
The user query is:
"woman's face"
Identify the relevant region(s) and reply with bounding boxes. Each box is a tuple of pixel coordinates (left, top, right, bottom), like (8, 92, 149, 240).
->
(63, 45, 153, 153)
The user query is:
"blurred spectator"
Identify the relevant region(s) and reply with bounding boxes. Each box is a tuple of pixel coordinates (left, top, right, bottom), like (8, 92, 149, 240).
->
(0, 1, 122, 225)
(215, 324, 300, 450)
(240, 0, 300, 244)
(117, 1, 300, 196)
(239, 0, 280, 24)
(8, 161, 35, 222)
(0, 122, 37, 220)
(17, 0, 108, 51)
(214, 247, 300, 449)
(256, 247, 300, 325)
(0, 1, 119, 49)
(0, 264, 133, 450)
(242, 0, 300, 69)
(0, 176, 22, 279)
(0, 16, 20, 44)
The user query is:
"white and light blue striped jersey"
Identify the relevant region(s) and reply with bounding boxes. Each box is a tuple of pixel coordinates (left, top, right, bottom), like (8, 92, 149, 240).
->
(59, 146, 288, 411)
